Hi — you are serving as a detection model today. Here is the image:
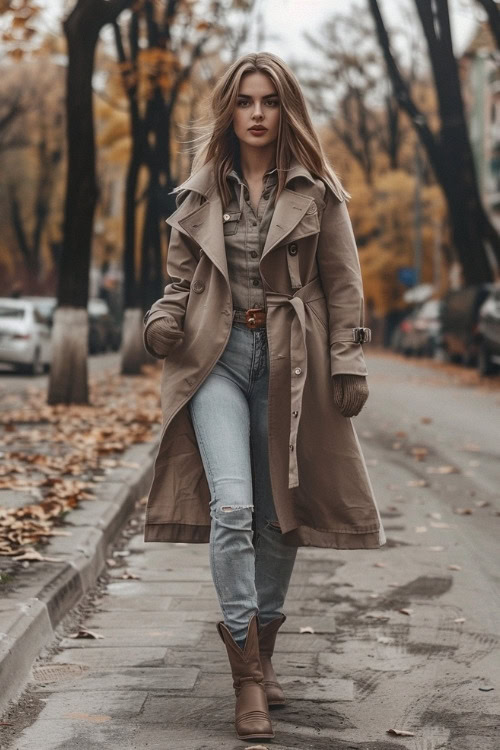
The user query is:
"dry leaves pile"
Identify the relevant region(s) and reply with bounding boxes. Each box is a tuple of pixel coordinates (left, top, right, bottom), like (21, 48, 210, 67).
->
(0, 368, 161, 559)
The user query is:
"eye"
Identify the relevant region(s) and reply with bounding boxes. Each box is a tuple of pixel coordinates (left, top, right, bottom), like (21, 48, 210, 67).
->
(266, 99, 279, 107)
(237, 99, 249, 107)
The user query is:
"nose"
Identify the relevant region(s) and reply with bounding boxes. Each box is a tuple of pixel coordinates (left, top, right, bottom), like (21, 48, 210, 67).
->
(252, 102, 264, 120)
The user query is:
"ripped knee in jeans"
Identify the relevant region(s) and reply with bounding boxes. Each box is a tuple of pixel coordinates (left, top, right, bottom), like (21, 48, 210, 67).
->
(220, 505, 254, 513)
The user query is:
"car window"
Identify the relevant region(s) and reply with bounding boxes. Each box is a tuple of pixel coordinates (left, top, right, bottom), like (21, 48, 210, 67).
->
(0, 306, 24, 319)
(34, 307, 50, 325)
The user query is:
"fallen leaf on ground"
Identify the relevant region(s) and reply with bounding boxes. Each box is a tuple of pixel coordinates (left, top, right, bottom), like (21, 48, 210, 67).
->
(299, 626, 315, 634)
(427, 512, 442, 520)
(387, 728, 415, 736)
(373, 561, 386, 567)
(478, 686, 495, 692)
(421, 417, 432, 424)
(407, 479, 428, 487)
(428, 545, 445, 551)
(398, 608, 413, 616)
(463, 442, 481, 452)
(453, 507, 474, 515)
(448, 564, 462, 571)
(426, 465, 459, 474)
(430, 521, 451, 529)
(454, 617, 466, 623)
(411, 446, 428, 460)
(68, 627, 104, 639)
(474, 500, 490, 508)
(121, 570, 141, 580)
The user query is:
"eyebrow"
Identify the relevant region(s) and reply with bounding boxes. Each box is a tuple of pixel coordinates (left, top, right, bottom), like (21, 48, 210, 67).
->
(237, 93, 279, 99)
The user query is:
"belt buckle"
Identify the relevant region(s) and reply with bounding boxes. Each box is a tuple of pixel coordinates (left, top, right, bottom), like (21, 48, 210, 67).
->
(245, 307, 265, 329)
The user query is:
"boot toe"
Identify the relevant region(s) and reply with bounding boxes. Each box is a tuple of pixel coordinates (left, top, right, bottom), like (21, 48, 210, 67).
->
(236, 711, 274, 740)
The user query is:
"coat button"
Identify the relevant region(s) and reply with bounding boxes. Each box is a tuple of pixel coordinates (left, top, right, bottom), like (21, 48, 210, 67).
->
(252, 278, 260, 286)
(192, 280, 205, 293)
(223, 213, 231, 221)
(294, 367, 302, 375)
(250, 250, 258, 258)
(288, 243, 298, 256)
(289, 444, 294, 452)
(292, 410, 298, 417)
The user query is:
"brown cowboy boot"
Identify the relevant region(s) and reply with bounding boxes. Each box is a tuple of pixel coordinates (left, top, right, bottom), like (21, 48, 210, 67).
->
(258, 613, 287, 707)
(217, 614, 274, 741)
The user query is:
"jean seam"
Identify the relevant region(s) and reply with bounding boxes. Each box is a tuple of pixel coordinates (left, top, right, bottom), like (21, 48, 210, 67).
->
(189, 403, 217, 502)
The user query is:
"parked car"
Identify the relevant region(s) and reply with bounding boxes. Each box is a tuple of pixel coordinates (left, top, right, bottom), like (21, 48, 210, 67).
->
(477, 284, 500, 376)
(0, 297, 55, 374)
(392, 299, 442, 358)
(390, 308, 419, 356)
(88, 298, 121, 353)
(440, 284, 493, 366)
(410, 299, 442, 357)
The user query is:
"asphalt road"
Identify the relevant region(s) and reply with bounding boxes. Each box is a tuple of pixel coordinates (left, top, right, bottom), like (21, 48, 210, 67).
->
(2, 348, 500, 749)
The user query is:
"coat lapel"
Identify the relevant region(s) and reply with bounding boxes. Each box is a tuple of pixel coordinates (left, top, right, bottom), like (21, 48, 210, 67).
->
(260, 188, 316, 261)
(165, 157, 319, 286)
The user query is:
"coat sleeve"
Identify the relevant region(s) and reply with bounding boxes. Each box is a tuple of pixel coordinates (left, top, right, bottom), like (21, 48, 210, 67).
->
(143, 223, 199, 359)
(316, 186, 369, 377)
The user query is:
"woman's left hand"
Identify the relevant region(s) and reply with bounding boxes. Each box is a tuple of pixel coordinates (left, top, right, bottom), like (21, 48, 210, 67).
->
(332, 374, 369, 417)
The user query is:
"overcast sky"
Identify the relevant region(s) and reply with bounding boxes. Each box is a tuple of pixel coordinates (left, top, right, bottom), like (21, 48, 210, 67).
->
(242, 0, 479, 62)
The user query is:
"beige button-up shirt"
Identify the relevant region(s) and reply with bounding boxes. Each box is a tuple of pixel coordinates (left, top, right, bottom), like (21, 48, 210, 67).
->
(224, 165, 278, 312)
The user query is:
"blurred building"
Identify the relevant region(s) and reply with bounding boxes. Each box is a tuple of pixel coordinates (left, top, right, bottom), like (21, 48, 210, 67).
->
(461, 23, 500, 234)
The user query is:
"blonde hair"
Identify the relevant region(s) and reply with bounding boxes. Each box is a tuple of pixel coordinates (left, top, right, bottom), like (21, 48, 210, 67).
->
(186, 52, 349, 207)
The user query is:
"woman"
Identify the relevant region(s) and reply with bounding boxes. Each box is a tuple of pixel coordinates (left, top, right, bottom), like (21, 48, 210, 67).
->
(143, 52, 386, 742)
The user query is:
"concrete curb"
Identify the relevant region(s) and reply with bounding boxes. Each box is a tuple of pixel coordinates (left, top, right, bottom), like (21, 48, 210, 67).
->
(0, 438, 158, 717)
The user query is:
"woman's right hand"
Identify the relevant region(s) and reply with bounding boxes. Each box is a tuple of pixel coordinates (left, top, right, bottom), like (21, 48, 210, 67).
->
(145, 316, 184, 358)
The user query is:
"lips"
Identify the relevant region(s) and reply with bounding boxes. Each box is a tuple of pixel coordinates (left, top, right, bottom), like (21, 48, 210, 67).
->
(249, 127, 267, 133)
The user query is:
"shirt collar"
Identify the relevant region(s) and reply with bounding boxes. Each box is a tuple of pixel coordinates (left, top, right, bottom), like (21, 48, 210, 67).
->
(228, 165, 278, 186)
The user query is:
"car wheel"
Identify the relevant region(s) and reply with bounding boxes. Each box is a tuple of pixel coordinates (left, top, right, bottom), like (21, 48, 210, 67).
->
(478, 340, 495, 377)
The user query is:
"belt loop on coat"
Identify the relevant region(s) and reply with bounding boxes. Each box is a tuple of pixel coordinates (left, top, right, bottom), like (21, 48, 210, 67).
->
(266, 276, 324, 489)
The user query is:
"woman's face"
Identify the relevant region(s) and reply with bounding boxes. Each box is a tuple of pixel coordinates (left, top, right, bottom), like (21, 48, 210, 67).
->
(232, 72, 280, 150)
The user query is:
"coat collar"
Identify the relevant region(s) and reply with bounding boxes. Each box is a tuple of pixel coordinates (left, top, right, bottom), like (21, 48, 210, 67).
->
(171, 155, 316, 199)
(166, 156, 320, 286)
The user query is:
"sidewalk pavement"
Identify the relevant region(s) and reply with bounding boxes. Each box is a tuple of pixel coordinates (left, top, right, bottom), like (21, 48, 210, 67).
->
(2, 352, 499, 749)
(0, 367, 162, 717)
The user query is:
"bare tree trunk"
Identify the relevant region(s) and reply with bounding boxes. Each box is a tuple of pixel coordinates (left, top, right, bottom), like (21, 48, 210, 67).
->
(47, 0, 131, 405)
(368, 0, 500, 285)
(48, 308, 89, 404)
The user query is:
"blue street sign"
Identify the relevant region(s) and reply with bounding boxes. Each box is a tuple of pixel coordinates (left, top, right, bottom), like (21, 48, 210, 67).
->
(398, 267, 417, 287)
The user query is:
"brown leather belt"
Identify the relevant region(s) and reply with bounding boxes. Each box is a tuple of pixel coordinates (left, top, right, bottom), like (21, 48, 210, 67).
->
(233, 306, 267, 328)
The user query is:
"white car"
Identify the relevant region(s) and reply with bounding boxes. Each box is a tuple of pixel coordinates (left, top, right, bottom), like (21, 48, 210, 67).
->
(0, 297, 55, 374)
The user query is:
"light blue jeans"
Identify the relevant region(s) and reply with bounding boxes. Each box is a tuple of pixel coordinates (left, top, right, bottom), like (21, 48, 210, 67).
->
(188, 322, 298, 642)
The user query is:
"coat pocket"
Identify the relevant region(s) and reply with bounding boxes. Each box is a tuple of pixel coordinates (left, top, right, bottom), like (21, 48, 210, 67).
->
(306, 297, 328, 332)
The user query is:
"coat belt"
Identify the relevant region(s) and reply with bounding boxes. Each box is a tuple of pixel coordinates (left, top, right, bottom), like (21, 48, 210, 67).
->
(266, 276, 326, 490)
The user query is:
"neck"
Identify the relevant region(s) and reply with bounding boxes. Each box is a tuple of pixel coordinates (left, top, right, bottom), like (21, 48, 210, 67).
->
(238, 142, 276, 181)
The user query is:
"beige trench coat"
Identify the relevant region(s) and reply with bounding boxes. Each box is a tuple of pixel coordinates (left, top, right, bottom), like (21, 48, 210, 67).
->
(143, 156, 386, 549)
